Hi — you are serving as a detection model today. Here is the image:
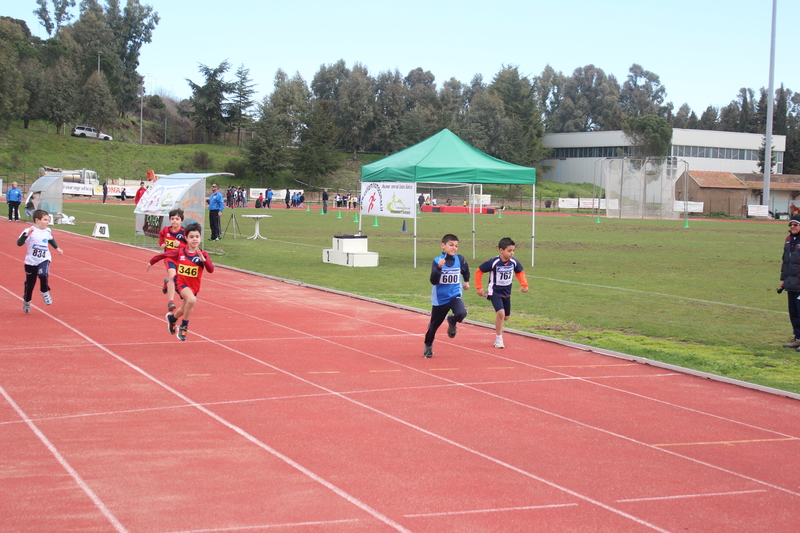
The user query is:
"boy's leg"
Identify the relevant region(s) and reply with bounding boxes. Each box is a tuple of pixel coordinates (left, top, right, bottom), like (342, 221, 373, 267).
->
(446, 297, 468, 338)
(37, 262, 52, 304)
(166, 268, 177, 310)
(424, 304, 450, 346)
(23, 265, 37, 309)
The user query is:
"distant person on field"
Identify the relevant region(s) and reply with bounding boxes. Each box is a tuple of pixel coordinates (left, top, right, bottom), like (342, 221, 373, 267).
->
(6, 181, 22, 221)
(158, 208, 186, 313)
(418, 193, 425, 210)
(206, 182, 224, 241)
(134, 182, 147, 205)
(119, 188, 127, 202)
(780, 215, 800, 349)
(475, 237, 529, 349)
(102, 182, 108, 204)
(266, 188, 273, 209)
(148, 222, 214, 342)
(322, 189, 329, 214)
(423, 233, 470, 358)
(17, 209, 64, 313)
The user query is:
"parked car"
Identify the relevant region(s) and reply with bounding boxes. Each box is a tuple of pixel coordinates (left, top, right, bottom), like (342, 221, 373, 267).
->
(71, 126, 113, 141)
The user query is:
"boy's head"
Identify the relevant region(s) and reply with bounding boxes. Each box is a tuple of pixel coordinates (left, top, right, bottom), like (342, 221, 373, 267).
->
(168, 208, 185, 224)
(498, 237, 516, 260)
(184, 222, 202, 246)
(440, 234, 459, 256)
(32, 209, 50, 227)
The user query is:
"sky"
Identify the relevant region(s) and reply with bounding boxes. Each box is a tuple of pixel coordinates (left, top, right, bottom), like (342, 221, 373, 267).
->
(6, 0, 800, 115)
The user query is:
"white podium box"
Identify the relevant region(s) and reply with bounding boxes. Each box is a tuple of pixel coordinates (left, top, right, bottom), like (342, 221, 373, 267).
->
(322, 235, 379, 267)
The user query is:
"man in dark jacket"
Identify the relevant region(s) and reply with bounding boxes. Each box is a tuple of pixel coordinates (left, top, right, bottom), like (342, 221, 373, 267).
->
(780, 215, 800, 348)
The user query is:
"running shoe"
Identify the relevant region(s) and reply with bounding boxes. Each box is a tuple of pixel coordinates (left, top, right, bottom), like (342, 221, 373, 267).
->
(423, 344, 433, 358)
(493, 338, 505, 349)
(22, 301, 30, 313)
(166, 313, 177, 335)
(42, 292, 52, 305)
(447, 316, 457, 338)
(168, 301, 176, 312)
(177, 326, 188, 341)
(162, 277, 169, 294)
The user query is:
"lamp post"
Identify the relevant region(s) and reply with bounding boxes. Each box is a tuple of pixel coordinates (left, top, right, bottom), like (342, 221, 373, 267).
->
(139, 77, 145, 144)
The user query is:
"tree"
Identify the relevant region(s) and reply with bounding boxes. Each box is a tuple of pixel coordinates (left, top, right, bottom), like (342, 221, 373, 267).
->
(228, 64, 256, 147)
(336, 62, 374, 158)
(774, 84, 788, 135)
(80, 71, 117, 137)
(182, 61, 235, 143)
(698, 106, 719, 130)
(737, 88, 755, 132)
(270, 69, 310, 146)
(620, 64, 667, 118)
(757, 136, 777, 174)
(245, 99, 290, 187)
(0, 20, 29, 129)
(293, 99, 340, 188)
(373, 69, 407, 154)
(39, 57, 80, 132)
(34, 0, 76, 37)
(488, 65, 546, 166)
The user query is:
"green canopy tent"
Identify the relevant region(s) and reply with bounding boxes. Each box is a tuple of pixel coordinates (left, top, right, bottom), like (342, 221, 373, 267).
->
(360, 129, 537, 266)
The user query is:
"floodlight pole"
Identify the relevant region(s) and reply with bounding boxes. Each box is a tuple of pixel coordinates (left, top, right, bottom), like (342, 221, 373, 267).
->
(763, 0, 777, 210)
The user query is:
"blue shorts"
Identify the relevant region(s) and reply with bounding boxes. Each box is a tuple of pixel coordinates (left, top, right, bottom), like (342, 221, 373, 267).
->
(166, 260, 178, 271)
(488, 294, 511, 316)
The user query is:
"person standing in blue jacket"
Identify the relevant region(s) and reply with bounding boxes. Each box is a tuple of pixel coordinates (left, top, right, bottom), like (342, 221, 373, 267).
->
(423, 233, 470, 358)
(206, 182, 224, 241)
(6, 182, 22, 221)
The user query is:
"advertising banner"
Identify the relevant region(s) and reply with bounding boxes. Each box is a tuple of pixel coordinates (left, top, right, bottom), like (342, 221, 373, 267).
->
(747, 204, 769, 217)
(360, 182, 416, 218)
(673, 201, 704, 213)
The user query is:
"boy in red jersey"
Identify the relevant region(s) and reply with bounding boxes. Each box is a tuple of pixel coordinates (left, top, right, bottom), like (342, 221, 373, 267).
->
(147, 222, 214, 341)
(158, 209, 186, 311)
(475, 237, 529, 349)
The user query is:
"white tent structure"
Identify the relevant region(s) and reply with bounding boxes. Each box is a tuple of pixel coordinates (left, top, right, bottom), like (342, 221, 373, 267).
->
(133, 172, 232, 243)
(24, 174, 63, 219)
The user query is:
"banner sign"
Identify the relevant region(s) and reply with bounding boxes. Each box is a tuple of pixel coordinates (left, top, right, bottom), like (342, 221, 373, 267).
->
(673, 201, 704, 213)
(360, 182, 415, 218)
(558, 198, 579, 209)
(747, 204, 769, 217)
(135, 183, 197, 216)
(63, 183, 94, 196)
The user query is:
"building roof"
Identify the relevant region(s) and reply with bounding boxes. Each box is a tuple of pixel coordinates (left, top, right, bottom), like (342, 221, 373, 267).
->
(734, 173, 800, 191)
(687, 171, 747, 189)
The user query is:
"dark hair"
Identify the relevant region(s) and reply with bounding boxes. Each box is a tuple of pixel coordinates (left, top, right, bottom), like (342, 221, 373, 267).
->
(168, 208, 185, 220)
(184, 222, 202, 236)
(441, 233, 459, 244)
(32, 209, 49, 221)
(498, 237, 515, 249)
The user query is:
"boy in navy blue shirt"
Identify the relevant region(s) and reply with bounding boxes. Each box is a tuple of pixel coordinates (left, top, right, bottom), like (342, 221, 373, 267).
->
(423, 234, 470, 358)
(475, 237, 529, 348)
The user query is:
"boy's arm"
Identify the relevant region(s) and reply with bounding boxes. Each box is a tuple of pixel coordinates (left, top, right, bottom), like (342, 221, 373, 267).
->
(201, 251, 214, 273)
(460, 255, 470, 289)
(16, 229, 30, 246)
(429, 254, 445, 285)
(48, 238, 64, 254)
(516, 271, 529, 292)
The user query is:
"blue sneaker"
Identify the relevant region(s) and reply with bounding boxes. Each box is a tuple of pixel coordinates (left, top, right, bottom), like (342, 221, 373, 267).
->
(177, 326, 188, 341)
(166, 313, 177, 335)
(42, 292, 52, 305)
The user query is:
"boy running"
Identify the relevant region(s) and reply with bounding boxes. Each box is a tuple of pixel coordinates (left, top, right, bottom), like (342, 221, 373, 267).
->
(475, 237, 529, 348)
(158, 208, 186, 312)
(423, 233, 470, 358)
(17, 209, 64, 313)
(147, 222, 214, 341)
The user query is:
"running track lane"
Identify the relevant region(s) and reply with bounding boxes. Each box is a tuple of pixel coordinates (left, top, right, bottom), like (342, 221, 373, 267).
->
(0, 222, 799, 532)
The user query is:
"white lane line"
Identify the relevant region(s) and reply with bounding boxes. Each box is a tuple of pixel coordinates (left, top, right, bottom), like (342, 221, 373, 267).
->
(617, 489, 767, 503)
(162, 518, 361, 533)
(0, 385, 129, 533)
(405, 503, 579, 517)
(529, 275, 783, 314)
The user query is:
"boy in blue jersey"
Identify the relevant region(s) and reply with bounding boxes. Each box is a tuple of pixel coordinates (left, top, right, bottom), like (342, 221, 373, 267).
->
(423, 234, 470, 358)
(475, 237, 529, 348)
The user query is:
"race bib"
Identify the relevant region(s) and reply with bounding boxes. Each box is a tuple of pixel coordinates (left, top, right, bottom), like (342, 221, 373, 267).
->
(439, 267, 460, 285)
(178, 264, 199, 277)
(496, 265, 513, 286)
(165, 238, 178, 250)
(31, 246, 48, 259)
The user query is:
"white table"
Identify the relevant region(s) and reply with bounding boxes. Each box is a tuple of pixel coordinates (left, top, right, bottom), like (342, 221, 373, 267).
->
(241, 214, 272, 240)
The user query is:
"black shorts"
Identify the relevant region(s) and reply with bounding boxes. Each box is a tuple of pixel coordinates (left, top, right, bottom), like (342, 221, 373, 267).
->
(488, 294, 511, 316)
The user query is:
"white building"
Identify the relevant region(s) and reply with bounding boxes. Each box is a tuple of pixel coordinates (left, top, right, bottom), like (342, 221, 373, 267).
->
(540, 128, 787, 185)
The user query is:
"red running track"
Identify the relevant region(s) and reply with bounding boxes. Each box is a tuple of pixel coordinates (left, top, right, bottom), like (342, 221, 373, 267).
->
(1, 222, 799, 533)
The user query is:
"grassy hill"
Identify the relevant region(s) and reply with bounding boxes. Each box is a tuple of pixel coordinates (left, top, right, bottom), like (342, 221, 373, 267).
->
(0, 121, 597, 200)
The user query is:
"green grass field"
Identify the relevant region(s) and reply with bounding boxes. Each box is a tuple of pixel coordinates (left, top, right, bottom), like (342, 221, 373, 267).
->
(52, 200, 800, 394)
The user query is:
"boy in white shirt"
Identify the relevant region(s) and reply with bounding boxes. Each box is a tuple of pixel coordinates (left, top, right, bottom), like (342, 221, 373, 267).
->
(17, 210, 64, 313)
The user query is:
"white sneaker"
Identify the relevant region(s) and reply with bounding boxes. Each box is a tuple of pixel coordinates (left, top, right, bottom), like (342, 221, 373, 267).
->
(42, 292, 52, 305)
(493, 338, 505, 349)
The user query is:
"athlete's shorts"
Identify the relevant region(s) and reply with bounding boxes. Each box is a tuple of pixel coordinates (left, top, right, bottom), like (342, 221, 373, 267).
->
(165, 260, 178, 271)
(488, 294, 511, 316)
(176, 283, 198, 297)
